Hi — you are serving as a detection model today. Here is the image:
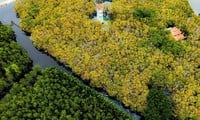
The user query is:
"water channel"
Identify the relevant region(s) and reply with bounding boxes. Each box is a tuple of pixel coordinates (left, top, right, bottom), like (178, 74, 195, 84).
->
(0, 2, 141, 120)
(0, 0, 199, 119)
(188, 0, 200, 15)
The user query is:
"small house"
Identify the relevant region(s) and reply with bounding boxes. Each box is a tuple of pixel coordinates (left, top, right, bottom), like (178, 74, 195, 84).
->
(169, 27, 186, 41)
(91, 1, 112, 23)
(96, 4, 104, 22)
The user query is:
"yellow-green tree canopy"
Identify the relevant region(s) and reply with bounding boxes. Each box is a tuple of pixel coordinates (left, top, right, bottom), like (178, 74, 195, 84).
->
(15, 0, 200, 119)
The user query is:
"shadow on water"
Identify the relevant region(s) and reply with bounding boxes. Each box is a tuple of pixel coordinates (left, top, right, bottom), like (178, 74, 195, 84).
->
(0, 2, 141, 120)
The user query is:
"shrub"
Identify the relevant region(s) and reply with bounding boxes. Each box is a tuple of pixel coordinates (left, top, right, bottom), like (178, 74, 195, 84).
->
(133, 8, 155, 19)
(144, 88, 173, 120)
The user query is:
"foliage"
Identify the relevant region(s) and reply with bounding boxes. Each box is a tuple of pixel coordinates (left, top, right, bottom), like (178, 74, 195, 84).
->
(0, 23, 132, 119)
(0, 24, 15, 42)
(15, 0, 200, 118)
(148, 30, 169, 49)
(166, 20, 176, 28)
(133, 8, 155, 19)
(0, 24, 32, 97)
(0, 67, 134, 120)
(148, 30, 186, 56)
(162, 39, 185, 56)
(144, 88, 173, 120)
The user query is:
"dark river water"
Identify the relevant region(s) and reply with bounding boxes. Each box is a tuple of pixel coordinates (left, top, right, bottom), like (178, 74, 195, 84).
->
(0, 2, 68, 70)
(0, 2, 141, 120)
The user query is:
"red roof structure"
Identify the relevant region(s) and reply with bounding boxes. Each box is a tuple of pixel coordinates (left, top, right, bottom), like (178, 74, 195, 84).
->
(96, 4, 103, 10)
(170, 27, 186, 40)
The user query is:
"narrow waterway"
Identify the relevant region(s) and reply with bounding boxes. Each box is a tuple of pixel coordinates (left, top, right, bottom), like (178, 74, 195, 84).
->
(0, 1, 68, 70)
(0, 2, 141, 120)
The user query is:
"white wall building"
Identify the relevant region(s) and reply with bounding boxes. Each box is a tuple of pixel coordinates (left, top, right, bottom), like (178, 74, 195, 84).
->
(96, 4, 104, 22)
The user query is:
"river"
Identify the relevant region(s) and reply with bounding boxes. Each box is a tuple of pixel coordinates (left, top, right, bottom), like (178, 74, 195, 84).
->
(0, 2, 141, 120)
(188, 0, 200, 15)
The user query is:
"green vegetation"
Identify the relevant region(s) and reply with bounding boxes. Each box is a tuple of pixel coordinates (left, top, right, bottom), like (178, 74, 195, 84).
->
(15, 0, 200, 119)
(0, 24, 15, 42)
(0, 22, 133, 119)
(148, 30, 185, 56)
(0, 23, 32, 97)
(144, 88, 173, 120)
(0, 67, 133, 119)
(133, 8, 155, 19)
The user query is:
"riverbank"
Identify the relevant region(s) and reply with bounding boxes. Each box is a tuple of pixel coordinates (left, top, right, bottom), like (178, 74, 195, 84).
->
(0, 2, 141, 120)
(10, 22, 142, 119)
(14, 0, 200, 119)
(3, 0, 200, 119)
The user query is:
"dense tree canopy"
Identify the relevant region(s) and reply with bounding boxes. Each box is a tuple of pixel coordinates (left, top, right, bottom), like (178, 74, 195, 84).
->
(0, 23, 32, 98)
(0, 67, 134, 120)
(15, 0, 200, 119)
(0, 22, 133, 119)
(0, 24, 15, 42)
